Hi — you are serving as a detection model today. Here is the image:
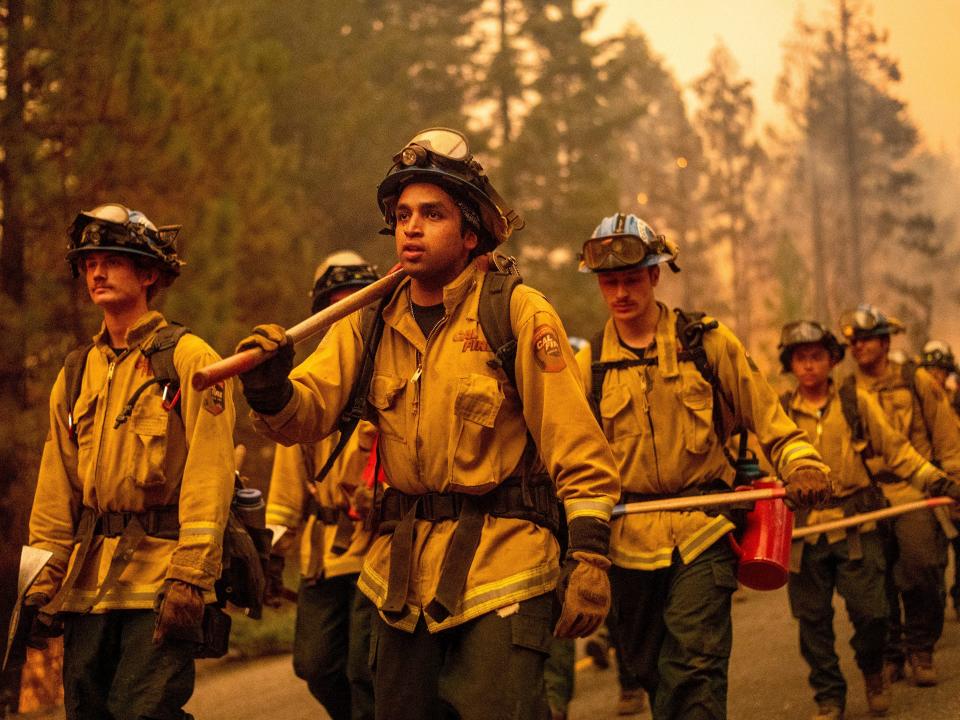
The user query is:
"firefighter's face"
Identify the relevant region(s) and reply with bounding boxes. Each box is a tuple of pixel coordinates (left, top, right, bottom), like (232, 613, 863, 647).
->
(596, 265, 660, 325)
(790, 343, 833, 390)
(394, 183, 478, 290)
(82, 251, 156, 311)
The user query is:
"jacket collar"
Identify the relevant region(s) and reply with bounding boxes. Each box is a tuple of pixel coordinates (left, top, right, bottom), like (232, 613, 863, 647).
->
(93, 311, 166, 351)
(600, 302, 678, 377)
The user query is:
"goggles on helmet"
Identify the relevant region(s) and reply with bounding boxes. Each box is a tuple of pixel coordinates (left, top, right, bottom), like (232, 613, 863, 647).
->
(779, 320, 832, 348)
(310, 264, 379, 313)
(778, 320, 845, 372)
(579, 228, 679, 273)
(378, 128, 524, 249)
(66, 203, 183, 277)
(838, 305, 903, 341)
(919, 340, 956, 371)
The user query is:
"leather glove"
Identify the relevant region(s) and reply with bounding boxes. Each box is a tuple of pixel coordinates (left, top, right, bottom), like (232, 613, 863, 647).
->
(928, 474, 960, 503)
(153, 580, 205, 645)
(22, 593, 54, 650)
(554, 517, 612, 639)
(235, 324, 295, 415)
(264, 554, 286, 608)
(784, 467, 831, 510)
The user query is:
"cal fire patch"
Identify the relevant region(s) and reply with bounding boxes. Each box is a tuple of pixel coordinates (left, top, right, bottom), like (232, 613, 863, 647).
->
(203, 382, 226, 415)
(533, 324, 566, 372)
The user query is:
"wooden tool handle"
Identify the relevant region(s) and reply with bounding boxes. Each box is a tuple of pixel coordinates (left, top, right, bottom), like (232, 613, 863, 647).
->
(792, 496, 954, 539)
(192, 267, 406, 391)
(612, 486, 787, 517)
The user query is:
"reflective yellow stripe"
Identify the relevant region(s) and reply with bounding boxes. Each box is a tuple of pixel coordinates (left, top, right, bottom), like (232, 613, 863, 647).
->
(780, 442, 820, 468)
(565, 498, 614, 521)
(266, 504, 300, 527)
(678, 517, 735, 564)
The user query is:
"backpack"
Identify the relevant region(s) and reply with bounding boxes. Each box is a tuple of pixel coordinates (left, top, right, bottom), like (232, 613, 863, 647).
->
(311, 254, 523, 487)
(62, 324, 267, 618)
(589, 309, 751, 475)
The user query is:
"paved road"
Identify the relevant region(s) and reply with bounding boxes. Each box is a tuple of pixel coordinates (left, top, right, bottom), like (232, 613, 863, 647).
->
(16, 586, 960, 719)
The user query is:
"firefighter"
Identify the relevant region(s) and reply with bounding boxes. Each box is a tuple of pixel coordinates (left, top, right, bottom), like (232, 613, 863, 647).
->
(839, 305, 960, 686)
(235, 128, 620, 720)
(265, 251, 380, 719)
(575, 213, 831, 720)
(778, 320, 959, 719)
(917, 339, 960, 619)
(24, 204, 236, 720)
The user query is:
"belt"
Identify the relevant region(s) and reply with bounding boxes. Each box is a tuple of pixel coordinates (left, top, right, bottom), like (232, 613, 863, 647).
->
(41, 505, 179, 620)
(314, 505, 357, 556)
(377, 475, 559, 623)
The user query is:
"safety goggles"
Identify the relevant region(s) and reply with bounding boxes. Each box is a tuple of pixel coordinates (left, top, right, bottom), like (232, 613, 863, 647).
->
(394, 127, 472, 169)
(311, 265, 378, 298)
(838, 306, 901, 340)
(73, 204, 178, 251)
(780, 320, 830, 348)
(580, 234, 669, 271)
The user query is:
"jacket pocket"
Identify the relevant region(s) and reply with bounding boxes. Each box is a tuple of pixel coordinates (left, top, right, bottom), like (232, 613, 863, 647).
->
(681, 378, 714, 454)
(447, 374, 503, 490)
(72, 392, 98, 460)
(125, 393, 170, 488)
(599, 384, 643, 441)
(509, 594, 554, 656)
(367, 373, 407, 443)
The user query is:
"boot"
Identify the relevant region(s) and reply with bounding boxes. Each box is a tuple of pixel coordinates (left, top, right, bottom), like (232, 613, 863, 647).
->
(811, 702, 844, 720)
(882, 660, 905, 685)
(907, 651, 937, 686)
(616, 688, 647, 716)
(585, 628, 611, 670)
(863, 672, 891, 716)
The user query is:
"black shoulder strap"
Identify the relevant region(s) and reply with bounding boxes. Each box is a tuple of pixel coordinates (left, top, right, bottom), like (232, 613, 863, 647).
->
(589, 330, 606, 421)
(674, 309, 731, 438)
(311, 294, 392, 487)
(143, 324, 191, 412)
(478, 263, 522, 388)
(64, 342, 95, 440)
(779, 390, 793, 415)
(838, 375, 864, 444)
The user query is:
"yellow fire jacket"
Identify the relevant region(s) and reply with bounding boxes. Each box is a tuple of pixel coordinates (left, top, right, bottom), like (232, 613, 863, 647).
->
(29, 311, 236, 611)
(782, 382, 942, 544)
(266, 421, 376, 579)
(852, 362, 960, 506)
(253, 260, 620, 632)
(575, 303, 827, 571)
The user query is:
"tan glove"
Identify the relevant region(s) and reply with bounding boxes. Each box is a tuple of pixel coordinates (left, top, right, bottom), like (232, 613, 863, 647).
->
(153, 580, 205, 645)
(235, 324, 295, 414)
(554, 551, 612, 639)
(784, 467, 832, 510)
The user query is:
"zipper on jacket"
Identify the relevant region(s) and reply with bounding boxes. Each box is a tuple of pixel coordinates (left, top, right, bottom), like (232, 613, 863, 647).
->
(411, 315, 447, 481)
(92, 348, 131, 495)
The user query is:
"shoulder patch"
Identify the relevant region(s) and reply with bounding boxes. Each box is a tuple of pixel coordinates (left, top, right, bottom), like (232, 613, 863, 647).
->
(203, 382, 226, 415)
(533, 324, 566, 373)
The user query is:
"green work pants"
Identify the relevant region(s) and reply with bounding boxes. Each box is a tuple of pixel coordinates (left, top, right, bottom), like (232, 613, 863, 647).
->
(882, 508, 947, 662)
(370, 593, 553, 720)
(293, 573, 375, 720)
(787, 531, 887, 708)
(608, 542, 739, 720)
(62, 610, 195, 720)
(544, 637, 575, 715)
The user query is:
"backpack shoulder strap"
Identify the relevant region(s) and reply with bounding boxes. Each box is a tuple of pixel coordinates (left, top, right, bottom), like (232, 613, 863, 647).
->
(589, 330, 606, 421)
(838, 375, 864, 442)
(143, 324, 191, 403)
(63, 342, 95, 441)
(673, 308, 730, 429)
(478, 261, 522, 388)
(312, 294, 392, 487)
(779, 390, 793, 416)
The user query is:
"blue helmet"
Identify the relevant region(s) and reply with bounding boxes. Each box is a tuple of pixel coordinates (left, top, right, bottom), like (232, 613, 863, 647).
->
(579, 213, 679, 273)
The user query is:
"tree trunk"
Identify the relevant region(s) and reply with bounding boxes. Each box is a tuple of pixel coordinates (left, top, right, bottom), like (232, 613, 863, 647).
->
(839, 0, 864, 303)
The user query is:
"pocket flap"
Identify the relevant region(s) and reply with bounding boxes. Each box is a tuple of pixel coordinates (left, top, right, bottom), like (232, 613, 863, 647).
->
(599, 384, 630, 419)
(368, 373, 405, 411)
(454, 374, 503, 428)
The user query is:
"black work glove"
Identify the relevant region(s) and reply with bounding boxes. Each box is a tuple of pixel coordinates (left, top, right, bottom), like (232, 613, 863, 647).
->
(264, 554, 286, 608)
(784, 467, 832, 510)
(22, 593, 55, 650)
(928, 474, 960, 503)
(554, 517, 612, 639)
(235, 324, 295, 415)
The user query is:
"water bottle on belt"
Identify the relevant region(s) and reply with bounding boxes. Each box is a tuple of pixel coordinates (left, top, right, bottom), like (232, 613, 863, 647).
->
(233, 487, 266, 530)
